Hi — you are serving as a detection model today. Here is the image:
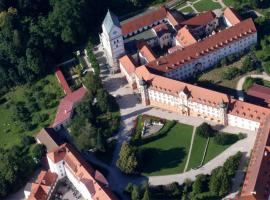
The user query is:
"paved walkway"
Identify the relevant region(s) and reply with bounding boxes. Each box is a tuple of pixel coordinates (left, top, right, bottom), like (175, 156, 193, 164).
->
(236, 73, 270, 98)
(183, 126, 197, 172)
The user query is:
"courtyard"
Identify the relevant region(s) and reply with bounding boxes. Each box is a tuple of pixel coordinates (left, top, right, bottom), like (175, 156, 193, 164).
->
(131, 115, 240, 176)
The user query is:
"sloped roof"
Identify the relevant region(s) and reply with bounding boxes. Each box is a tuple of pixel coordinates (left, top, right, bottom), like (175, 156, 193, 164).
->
(52, 87, 87, 127)
(247, 84, 270, 105)
(146, 18, 256, 73)
(228, 99, 270, 123)
(47, 143, 117, 200)
(35, 128, 64, 152)
(176, 26, 197, 47)
(181, 11, 216, 27)
(103, 10, 120, 34)
(224, 7, 241, 26)
(28, 171, 58, 200)
(138, 43, 156, 63)
(135, 65, 229, 106)
(241, 116, 270, 200)
(121, 6, 167, 35)
(55, 67, 72, 95)
(119, 55, 137, 75)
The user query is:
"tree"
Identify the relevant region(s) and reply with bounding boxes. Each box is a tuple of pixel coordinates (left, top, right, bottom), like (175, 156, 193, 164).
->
(192, 174, 209, 196)
(12, 101, 31, 122)
(96, 88, 109, 113)
(214, 132, 239, 145)
(196, 123, 214, 138)
(131, 185, 140, 200)
(30, 144, 46, 163)
(142, 184, 151, 200)
(47, 0, 88, 43)
(96, 132, 106, 152)
(74, 122, 97, 150)
(117, 142, 139, 174)
(241, 56, 253, 73)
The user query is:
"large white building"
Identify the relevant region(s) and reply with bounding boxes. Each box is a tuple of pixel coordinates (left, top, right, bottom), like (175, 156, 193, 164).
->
(47, 143, 117, 200)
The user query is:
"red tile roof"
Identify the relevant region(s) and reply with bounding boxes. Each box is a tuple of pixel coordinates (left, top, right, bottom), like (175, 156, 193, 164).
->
(55, 67, 72, 95)
(146, 18, 256, 73)
(247, 84, 270, 105)
(153, 23, 168, 33)
(28, 171, 58, 200)
(241, 117, 270, 200)
(121, 6, 167, 35)
(119, 55, 137, 75)
(228, 99, 270, 123)
(139, 43, 156, 62)
(176, 26, 197, 47)
(224, 7, 241, 26)
(52, 87, 87, 127)
(135, 65, 229, 106)
(181, 11, 216, 27)
(47, 143, 117, 200)
(166, 10, 184, 27)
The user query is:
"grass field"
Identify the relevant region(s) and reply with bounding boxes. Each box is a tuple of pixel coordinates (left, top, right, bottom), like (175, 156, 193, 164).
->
(180, 6, 195, 13)
(203, 137, 231, 164)
(0, 74, 63, 149)
(187, 132, 236, 170)
(223, 0, 235, 6)
(194, 0, 222, 12)
(187, 134, 208, 170)
(188, 56, 258, 96)
(139, 122, 194, 176)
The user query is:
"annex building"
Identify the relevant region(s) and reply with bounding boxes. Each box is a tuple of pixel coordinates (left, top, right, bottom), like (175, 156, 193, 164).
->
(25, 143, 117, 200)
(100, 6, 270, 199)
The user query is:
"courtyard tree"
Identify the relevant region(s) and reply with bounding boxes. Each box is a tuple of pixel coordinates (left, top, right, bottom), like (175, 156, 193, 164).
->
(117, 141, 139, 174)
(196, 123, 215, 138)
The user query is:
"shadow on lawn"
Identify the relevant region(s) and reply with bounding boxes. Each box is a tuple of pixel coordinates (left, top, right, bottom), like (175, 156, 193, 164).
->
(140, 147, 186, 174)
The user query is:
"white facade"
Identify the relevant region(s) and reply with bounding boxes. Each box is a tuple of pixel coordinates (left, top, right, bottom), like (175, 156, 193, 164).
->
(65, 166, 93, 200)
(48, 158, 66, 179)
(165, 33, 257, 80)
(228, 114, 260, 131)
(119, 62, 136, 89)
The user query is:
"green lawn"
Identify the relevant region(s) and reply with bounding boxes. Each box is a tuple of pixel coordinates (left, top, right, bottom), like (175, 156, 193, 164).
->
(187, 132, 237, 170)
(194, 0, 222, 12)
(139, 122, 194, 176)
(0, 74, 64, 149)
(181, 6, 195, 13)
(223, 0, 235, 6)
(187, 134, 208, 170)
(203, 137, 231, 164)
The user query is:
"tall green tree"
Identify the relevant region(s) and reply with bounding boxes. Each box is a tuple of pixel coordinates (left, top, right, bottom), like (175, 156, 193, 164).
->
(117, 142, 139, 174)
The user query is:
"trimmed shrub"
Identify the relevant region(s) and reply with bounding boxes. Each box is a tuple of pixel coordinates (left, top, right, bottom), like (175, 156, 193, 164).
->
(214, 133, 238, 145)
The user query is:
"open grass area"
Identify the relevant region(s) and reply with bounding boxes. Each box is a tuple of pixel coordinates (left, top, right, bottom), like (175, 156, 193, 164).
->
(194, 0, 222, 12)
(188, 55, 258, 96)
(180, 6, 195, 13)
(0, 74, 64, 149)
(223, 0, 235, 6)
(139, 122, 194, 176)
(203, 137, 231, 164)
(187, 134, 208, 170)
(187, 131, 237, 170)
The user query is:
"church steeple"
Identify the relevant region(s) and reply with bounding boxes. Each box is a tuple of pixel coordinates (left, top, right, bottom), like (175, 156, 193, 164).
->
(102, 10, 120, 34)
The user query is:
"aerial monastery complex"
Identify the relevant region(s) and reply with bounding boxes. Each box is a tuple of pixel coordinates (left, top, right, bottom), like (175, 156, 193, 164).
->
(101, 6, 270, 200)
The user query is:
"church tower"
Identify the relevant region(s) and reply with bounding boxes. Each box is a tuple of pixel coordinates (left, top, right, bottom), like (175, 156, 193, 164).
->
(100, 10, 125, 67)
